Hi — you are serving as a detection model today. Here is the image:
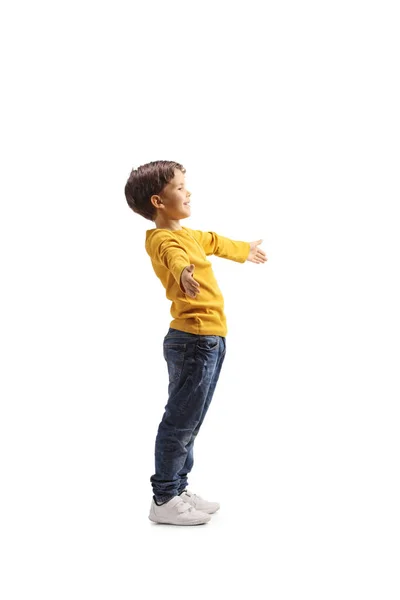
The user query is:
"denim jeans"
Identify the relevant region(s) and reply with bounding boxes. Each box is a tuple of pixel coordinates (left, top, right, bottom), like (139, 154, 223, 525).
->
(150, 327, 227, 504)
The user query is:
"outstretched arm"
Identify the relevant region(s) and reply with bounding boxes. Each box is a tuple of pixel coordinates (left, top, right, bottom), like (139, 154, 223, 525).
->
(189, 229, 267, 264)
(189, 229, 250, 263)
(151, 236, 191, 293)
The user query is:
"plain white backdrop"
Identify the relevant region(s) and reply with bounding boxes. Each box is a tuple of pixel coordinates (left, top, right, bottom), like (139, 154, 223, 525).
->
(1, 1, 399, 598)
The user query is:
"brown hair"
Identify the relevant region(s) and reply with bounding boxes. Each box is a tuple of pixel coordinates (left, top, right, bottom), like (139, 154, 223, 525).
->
(124, 160, 186, 222)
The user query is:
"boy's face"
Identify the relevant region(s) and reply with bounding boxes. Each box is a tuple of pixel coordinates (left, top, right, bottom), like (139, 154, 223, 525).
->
(152, 169, 191, 220)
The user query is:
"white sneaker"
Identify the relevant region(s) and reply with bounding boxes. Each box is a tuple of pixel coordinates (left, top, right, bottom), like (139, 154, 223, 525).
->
(179, 489, 220, 514)
(149, 495, 211, 525)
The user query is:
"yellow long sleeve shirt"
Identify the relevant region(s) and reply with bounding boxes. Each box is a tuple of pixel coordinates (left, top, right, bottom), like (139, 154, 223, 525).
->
(145, 226, 250, 337)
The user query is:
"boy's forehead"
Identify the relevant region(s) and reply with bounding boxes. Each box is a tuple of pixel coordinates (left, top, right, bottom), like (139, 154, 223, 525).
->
(171, 170, 185, 185)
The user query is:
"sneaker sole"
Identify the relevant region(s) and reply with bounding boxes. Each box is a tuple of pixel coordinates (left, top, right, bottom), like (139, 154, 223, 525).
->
(148, 515, 211, 525)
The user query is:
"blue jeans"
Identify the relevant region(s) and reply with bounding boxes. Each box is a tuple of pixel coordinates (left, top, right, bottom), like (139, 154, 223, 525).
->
(150, 327, 227, 504)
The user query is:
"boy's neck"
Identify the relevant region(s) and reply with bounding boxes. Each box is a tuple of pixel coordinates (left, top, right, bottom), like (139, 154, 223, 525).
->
(155, 225, 184, 231)
(154, 216, 185, 231)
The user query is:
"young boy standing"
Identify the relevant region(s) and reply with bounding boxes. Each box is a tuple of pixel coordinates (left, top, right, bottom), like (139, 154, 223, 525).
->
(125, 160, 267, 525)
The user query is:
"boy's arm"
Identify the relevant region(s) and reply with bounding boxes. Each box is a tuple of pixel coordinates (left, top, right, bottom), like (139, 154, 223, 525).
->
(149, 235, 191, 293)
(189, 229, 250, 263)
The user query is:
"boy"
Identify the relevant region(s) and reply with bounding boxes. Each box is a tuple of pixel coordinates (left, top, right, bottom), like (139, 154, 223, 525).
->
(125, 160, 267, 525)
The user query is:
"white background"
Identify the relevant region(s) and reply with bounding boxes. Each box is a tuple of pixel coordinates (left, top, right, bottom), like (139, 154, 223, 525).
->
(1, 1, 399, 598)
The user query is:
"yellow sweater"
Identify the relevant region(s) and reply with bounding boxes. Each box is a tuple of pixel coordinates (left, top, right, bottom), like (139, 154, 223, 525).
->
(145, 226, 250, 337)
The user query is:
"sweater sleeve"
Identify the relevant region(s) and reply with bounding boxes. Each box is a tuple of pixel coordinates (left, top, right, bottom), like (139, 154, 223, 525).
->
(189, 229, 250, 263)
(151, 235, 191, 293)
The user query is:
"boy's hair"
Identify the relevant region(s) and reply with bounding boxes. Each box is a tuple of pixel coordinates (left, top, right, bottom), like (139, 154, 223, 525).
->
(124, 160, 186, 222)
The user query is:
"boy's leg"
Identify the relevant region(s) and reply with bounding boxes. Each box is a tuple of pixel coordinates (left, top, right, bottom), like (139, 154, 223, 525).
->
(177, 336, 226, 494)
(150, 331, 223, 504)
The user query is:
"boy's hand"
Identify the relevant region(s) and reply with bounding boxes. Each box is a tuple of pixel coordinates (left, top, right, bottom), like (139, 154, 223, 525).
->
(181, 264, 200, 298)
(246, 239, 268, 263)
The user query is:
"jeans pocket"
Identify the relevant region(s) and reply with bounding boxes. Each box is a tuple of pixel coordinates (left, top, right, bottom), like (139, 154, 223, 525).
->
(196, 336, 219, 352)
(164, 342, 187, 383)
